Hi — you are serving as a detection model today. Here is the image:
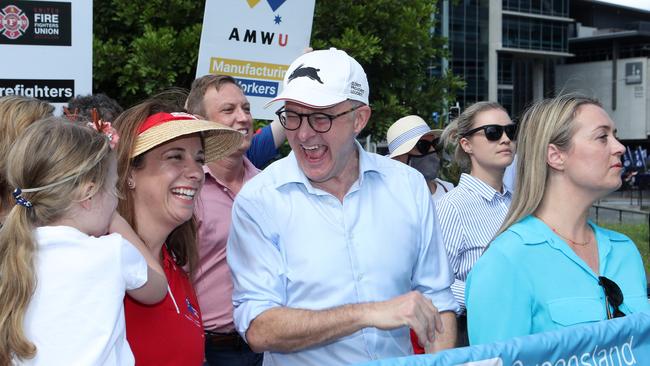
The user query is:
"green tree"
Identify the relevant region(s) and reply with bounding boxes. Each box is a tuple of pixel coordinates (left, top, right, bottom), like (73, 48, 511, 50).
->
(93, 0, 203, 107)
(311, 1, 464, 141)
(94, 0, 464, 139)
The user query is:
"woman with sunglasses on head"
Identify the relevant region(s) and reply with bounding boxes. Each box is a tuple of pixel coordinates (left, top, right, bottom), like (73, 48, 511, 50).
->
(386, 115, 454, 201)
(435, 101, 516, 346)
(466, 95, 650, 345)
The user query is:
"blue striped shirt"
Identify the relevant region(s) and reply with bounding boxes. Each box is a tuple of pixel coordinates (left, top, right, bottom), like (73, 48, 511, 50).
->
(435, 173, 512, 312)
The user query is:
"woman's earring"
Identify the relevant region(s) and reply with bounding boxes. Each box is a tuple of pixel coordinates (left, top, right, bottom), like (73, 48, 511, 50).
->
(127, 181, 135, 189)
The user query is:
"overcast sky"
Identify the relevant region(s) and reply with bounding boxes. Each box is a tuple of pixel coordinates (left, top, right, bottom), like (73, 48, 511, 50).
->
(597, 0, 650, 11)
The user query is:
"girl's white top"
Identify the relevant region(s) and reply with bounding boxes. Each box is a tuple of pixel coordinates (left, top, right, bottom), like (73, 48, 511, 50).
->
(18, 226, 147, 366)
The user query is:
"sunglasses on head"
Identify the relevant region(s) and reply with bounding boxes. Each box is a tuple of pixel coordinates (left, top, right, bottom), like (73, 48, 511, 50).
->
(412, 138, 440, 155)
(462, 124, 518, 142)
(598, 276, 626, 319)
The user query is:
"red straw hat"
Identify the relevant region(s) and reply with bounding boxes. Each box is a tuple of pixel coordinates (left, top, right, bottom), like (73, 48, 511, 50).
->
(132, 112, 242, 162)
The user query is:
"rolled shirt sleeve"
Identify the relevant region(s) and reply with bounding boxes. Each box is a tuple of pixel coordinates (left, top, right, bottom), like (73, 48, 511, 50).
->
(227, 194, 286, 341)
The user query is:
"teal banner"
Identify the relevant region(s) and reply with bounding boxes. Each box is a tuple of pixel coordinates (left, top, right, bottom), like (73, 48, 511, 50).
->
(357, 311, 650, 366)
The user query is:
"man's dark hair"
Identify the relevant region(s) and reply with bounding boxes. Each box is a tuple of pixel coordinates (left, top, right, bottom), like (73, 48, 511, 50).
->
(67, 93, 124, 122)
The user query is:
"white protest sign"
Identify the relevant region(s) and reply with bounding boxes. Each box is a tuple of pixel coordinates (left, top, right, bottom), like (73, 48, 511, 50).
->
(196, 0, 315, 120)
(0, 0, 92, 112)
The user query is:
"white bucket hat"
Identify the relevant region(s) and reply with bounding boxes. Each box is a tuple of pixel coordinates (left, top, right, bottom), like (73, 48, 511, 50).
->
(268, 48, 369, 108)
(386, 115, 442, 158)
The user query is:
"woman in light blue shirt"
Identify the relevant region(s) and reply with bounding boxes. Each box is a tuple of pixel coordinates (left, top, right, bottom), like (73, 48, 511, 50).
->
(435, 101, 516, 346)
(467, 94, 650, 345)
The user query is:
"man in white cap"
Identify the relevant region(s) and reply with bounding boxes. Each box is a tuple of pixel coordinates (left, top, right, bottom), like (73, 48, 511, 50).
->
(227, 48, 458, 365)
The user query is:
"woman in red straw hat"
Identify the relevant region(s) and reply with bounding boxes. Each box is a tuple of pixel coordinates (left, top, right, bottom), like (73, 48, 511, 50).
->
(112, 97, 242, 366)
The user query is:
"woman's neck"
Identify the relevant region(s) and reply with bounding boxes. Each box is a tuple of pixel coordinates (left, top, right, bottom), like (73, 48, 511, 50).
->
(131, 208, 174, 263)
(427, 180, 438, 195)
(470, 165, 505, 192)
(534, 180, 593, 239)
(136, 227, 167, 262)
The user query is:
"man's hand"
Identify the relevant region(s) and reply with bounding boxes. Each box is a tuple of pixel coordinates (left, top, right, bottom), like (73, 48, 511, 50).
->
(366, 291, 443, 349)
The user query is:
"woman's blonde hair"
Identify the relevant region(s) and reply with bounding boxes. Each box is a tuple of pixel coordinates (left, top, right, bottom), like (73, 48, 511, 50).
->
(496, 94, 601, 236)
(0, 117, 113, 365)
(0, 96, 54, 217)
(112, 96, 200, 275)
(441, 101, 507, 172)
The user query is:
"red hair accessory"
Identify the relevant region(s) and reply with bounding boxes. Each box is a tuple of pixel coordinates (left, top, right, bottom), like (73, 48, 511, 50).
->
(87, 108, 120, 149)
(63, 107, 79, 121)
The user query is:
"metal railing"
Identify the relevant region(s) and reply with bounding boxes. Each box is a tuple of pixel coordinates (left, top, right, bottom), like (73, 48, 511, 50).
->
(592, 203, 650, 246)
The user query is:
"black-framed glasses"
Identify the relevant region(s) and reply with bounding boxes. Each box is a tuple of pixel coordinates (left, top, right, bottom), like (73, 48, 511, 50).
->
(598, 276, 626, 319)
(412, 138, 440, 156)
(461, 124, 518, 142)
(275, 105, 362, 133)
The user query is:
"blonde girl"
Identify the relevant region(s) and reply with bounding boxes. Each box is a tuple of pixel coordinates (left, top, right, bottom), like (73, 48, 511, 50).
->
(0, 118, 166, 365)
(0, 96, 54, 223)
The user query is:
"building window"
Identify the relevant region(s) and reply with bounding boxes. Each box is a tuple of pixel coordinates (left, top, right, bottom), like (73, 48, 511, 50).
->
(502, 0, 568, 16)
(449, 0, 490, 107)
(502, 15, 569, 52)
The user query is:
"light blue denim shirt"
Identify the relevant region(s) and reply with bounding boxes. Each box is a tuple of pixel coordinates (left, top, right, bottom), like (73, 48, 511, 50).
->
(227, 143, 458, 366)
(467, 215, 650, 345)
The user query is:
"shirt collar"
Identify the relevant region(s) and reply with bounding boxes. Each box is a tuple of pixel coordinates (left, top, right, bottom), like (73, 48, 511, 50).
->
(511, 215, 618, 266)
(203, 157, 259, 185)
(274, 140, 382, 192)
(458, 173, 512, 201)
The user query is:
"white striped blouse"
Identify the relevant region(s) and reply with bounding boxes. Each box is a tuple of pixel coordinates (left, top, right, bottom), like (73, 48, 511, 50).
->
(435, 173, 512, 312)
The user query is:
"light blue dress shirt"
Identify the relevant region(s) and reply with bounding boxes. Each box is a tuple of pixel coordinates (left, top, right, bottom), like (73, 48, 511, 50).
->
(467, 215, 650, 345)
(227, 143, 458, 366)
(435, 173, 512, 312)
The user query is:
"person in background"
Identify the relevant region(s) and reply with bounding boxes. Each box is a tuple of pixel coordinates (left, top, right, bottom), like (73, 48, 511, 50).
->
(112, 98, 242, 366)
(0, 96, 54, 225)
(503, 155, 517, 192)
(67, 93, 124, 122)
(435, 101, 516, 346)
(0, 118, 166, 365)
(186, 75, 286, 169)
(185, 75, 264, 366)
(386, 115, 454, 202)
(467, 95, 650, 344)
(227, 48, 458, 366)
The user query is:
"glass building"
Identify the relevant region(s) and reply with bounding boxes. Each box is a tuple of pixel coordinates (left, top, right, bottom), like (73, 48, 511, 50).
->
(446, 0, 573, 118)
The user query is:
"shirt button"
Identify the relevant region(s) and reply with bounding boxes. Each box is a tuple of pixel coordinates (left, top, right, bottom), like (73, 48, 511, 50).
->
(357, 274, 363, 281)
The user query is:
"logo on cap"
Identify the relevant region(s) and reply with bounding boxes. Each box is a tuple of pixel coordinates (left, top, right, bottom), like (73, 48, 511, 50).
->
(288, 64, 324, 84)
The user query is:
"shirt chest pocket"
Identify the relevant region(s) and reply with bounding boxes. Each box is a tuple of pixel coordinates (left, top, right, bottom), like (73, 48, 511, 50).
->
(547, 297, 605, 326)
(622, 295, 650, 314)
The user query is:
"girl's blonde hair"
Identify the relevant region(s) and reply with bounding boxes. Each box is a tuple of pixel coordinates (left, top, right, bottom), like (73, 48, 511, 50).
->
(0, 96, 54, 217)
(441, 101, 507, 172)
(496, 94, 601, 236)
(0, 117, 113, 365)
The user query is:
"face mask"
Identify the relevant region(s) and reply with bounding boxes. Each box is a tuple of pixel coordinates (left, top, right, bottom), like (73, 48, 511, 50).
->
(408, 152, 440, 181)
